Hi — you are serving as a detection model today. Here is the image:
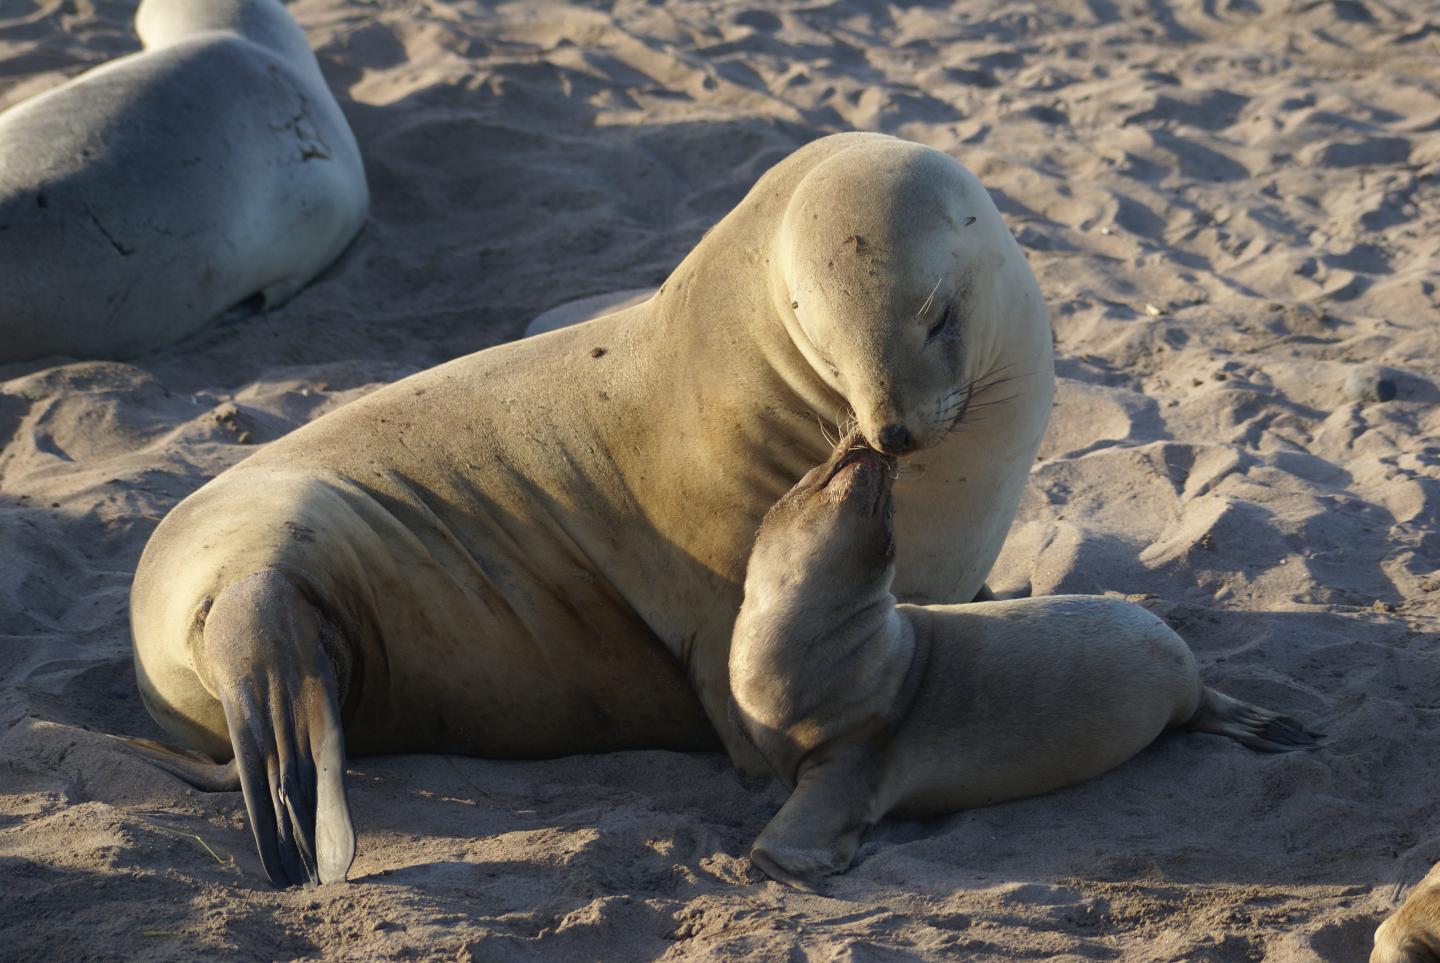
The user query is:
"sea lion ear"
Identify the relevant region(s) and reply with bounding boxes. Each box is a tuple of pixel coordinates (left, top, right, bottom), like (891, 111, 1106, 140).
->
(792, 460, 832, 492)
(760, 472, 818, 532)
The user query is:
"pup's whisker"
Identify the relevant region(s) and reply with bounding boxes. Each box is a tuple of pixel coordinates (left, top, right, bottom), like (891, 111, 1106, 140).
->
(814, 412, 840, 449)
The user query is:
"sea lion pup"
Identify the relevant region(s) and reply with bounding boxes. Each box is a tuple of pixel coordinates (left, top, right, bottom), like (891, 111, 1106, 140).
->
(127, 132, 1053, 887)
(0, 0, 367, 362)
(1374, 880, 1440, 962)
(729, 436, 1323, 886)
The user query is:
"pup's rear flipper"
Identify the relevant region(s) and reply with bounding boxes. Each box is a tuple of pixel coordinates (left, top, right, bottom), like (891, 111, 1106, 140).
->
(111, 734, 240, 791)
(1187, 687, 1323, 752)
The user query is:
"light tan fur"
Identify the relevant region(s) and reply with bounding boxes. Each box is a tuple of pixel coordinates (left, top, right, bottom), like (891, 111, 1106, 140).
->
(1375, 876, 1440, 963)
(129, 133, 1054, 884)
(0, 0, 367, 361)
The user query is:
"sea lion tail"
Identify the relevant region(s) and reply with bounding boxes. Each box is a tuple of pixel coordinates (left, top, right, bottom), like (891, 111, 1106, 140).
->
(110, 734, 241, 791)
(1185, 687, 1324, 752)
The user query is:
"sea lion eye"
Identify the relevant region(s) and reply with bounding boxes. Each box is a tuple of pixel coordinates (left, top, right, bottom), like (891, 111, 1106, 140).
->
(925, 304, 954, 344)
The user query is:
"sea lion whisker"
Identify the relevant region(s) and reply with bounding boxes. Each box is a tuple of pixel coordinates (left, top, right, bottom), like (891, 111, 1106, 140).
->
(969, 364, 1046, 401)
(963, 363, 1018, 394)
(964, 396, 1019, 414)
(956, 390, 1019, 411)
(935, 366, 1025, 432)
(916, 275, 944, 319)
(945, 394, 1020, 434)
(970, 375, 1023, 398)
(938, 392, 970, 413)
(815, 412, 840, 448)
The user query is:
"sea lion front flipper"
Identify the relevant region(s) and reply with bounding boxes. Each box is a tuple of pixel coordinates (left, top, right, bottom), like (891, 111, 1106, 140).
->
(750, 751, 873, 888)
(204, 569, 355, 888)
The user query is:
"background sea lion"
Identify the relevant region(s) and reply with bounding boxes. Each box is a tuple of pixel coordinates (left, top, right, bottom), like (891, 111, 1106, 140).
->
(729, 436, 1323, 886)
(0, 0, 367, 362)
(127, 132, 1054, 885)
(524, 288, 655, 339)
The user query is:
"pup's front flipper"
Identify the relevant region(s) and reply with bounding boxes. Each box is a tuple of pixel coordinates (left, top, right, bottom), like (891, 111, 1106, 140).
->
(751, 751, 873, 888)
(200, 569, 355, 887)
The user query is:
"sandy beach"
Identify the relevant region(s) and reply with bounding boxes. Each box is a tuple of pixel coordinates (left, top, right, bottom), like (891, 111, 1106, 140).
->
(2, 0, 1438, 959)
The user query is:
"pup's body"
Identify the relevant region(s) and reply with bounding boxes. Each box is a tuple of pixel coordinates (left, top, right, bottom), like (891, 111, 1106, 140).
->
(730, 440, 1321, 885)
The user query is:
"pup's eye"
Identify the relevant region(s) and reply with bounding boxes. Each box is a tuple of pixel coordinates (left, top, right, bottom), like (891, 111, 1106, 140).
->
(926, 303, 954, 343)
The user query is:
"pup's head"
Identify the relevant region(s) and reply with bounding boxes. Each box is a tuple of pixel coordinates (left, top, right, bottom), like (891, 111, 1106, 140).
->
(744, 433, 898, 607)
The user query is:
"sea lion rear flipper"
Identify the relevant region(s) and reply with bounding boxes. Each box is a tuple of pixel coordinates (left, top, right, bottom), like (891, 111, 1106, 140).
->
(750, 750, 872, 888)
(1186, 686, 1324, 752)
(204, 569, 355, 888)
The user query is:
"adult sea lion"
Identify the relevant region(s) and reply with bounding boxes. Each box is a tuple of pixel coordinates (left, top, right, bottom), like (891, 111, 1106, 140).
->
(729, 435, 1323, 886)
(127, 132, 1054, 886)
(0, 0, 367, 362)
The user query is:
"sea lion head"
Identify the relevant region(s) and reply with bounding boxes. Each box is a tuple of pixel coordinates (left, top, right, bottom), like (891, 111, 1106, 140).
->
(745, 433, 898, 605)
(137, 0, 315, 66)
(777, 139, 1024, 456)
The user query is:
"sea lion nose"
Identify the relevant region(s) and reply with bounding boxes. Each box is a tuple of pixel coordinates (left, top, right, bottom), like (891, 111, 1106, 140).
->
(873, 423, 914, 455)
